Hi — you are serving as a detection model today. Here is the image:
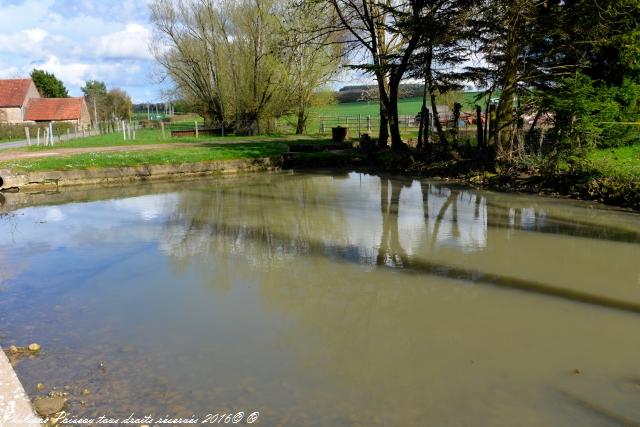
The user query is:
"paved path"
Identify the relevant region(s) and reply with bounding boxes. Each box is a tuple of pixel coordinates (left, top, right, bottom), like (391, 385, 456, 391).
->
(0, 347, 40, 426)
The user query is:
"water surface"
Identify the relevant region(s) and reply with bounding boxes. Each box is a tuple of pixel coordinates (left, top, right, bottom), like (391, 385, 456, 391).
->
(1, 172, 639, 426)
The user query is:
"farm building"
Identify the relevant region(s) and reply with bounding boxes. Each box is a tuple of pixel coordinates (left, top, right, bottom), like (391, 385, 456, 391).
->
(0, 78, 91, 129)
(0, 78, 40, 123)
(25, 97, 91, 128)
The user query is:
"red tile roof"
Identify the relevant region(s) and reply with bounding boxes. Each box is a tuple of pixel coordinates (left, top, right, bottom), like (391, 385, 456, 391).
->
(0, 79, 33, 107)
(25, 97, 85, 121)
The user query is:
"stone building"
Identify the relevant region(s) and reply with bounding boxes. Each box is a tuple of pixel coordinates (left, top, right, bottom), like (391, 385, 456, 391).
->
(0, 78, 91, 129)
(25, 97, 91, 129)
(0, 79, 40, 123)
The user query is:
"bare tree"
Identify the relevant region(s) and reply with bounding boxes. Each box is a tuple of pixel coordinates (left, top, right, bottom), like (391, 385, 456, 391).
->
(315, 0, 425, 149)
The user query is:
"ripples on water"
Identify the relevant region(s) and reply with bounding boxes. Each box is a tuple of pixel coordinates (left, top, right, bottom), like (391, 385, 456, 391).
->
(0, 171, 639, 426)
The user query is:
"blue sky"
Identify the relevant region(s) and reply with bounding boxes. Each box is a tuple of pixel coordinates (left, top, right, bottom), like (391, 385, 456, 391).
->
(0, 0, 378, 104)
(0, 0, 166, 103)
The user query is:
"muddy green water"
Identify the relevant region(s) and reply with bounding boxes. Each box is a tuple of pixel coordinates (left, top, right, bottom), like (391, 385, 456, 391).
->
(1, 172, 640, 426)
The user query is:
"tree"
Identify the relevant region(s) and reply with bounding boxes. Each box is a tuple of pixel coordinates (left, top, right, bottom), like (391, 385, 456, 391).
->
(318, 0, 425, 150)
(150, 0, 337, 134)
(407, 0, 473, 147)
(106, 88, 133, 120)
(281, 1, 344, 133)
(31, 69, 69, 98)
(81, 80, 108, 123)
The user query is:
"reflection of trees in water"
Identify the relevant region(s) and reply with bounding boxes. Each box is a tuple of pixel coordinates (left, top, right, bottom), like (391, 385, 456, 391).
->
(155, 173, 640, 424)
(160, 171, 640, 312)
(160, 175, 355, 293)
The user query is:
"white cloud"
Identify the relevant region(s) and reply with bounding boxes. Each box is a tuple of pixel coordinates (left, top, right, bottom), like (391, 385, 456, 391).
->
(0, 0, 163, 101)
(92, 24, 153, 60)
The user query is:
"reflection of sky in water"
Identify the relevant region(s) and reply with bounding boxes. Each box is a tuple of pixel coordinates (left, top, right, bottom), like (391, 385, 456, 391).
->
(424, 186, 488, 253)
(1, 173, 640, 427)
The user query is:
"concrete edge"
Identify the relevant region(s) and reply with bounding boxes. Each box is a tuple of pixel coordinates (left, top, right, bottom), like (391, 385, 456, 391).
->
(0, 346, 41, 426)
(0, 156, 283, 191)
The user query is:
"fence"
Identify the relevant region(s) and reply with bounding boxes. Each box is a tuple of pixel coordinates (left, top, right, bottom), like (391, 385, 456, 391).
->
(316, 114, 479, 139)
(0, 120, 142, 147)
(159, 118, 296, 138)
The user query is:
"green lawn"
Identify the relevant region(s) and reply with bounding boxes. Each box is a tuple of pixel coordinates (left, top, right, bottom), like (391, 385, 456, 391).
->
(0, 132, 335, 172)
(22, 129, 326, 151)
(0, 142, 291, 172)
(588, 145, 640, 179)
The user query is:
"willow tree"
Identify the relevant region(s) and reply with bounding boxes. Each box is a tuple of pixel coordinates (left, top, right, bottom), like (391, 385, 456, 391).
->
(150, 0, 230, 126)
(151, 0, 329, 133)
(281, 2, 344, 134)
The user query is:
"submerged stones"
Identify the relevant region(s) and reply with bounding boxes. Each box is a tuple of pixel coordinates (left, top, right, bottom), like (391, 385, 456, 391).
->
(4, 342, 42, 362)
(33, 396, 66, 417)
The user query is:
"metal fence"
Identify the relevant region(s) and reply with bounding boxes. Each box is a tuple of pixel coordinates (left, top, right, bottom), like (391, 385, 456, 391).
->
(315, 114, 479, 138)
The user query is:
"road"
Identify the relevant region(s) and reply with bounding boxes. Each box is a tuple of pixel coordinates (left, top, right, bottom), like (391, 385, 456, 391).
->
(0, 129, 102, 151)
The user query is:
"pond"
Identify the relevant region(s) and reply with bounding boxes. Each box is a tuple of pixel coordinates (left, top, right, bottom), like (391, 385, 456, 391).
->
(1, 171, 639, 426)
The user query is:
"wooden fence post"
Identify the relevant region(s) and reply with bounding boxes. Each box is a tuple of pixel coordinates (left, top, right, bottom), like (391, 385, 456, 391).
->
(122, 120, 127, 140)
(160, 121, 166, 139)
(358, 114, 361, 137)
(49, 122, 53, 146)
(367, 115, 371, 132)
(37, 127, 40, 146)
(24, 127, 30, 146)
(195, 121, 199, 138)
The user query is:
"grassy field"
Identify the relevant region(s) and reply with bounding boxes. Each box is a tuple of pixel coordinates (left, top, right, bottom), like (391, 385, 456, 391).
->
(588, 145, 640, 179)
(0, 143, 289, 172)
(311, 92, 486, 117)
(22, 129, 310, 150)
(0, 130, 333, 172)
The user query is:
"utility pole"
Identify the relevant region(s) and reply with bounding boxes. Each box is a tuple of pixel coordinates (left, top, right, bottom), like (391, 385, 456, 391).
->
(93, 96, 98, 130)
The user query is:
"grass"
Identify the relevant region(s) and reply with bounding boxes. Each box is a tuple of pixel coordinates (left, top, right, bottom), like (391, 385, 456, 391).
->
(311, 93, 487, 116)
(0, 130, 335, 172)
(587, 144, 640, 179)
(20, 129, 326, 151)
(0, 142, 291, 172)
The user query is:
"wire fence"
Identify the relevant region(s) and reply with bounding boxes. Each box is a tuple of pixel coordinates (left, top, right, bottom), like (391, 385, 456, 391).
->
(0, 120, 142, 147)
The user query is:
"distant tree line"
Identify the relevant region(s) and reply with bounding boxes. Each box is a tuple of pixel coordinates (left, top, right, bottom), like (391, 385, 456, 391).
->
(81, 80, 133, 124)
(337, 84, 435, 103)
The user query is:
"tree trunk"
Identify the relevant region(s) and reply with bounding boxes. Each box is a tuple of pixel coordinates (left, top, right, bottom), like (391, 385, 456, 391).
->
(430, 92, 447, 145)
(417, 81, 428, 149)
(476, 105, 484, 150)
(376, 74, 389, 149)
(495, 3, 519, 159)
(387, 81, 405, 150)
(295, 107, 306, 134)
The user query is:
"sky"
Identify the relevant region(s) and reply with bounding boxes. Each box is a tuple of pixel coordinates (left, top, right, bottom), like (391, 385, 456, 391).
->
(0, 0, 165, 103)
(0, 0, 390, 104)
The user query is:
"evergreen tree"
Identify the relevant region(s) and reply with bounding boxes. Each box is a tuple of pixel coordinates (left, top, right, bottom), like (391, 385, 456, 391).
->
(31, 69, 69, 98)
